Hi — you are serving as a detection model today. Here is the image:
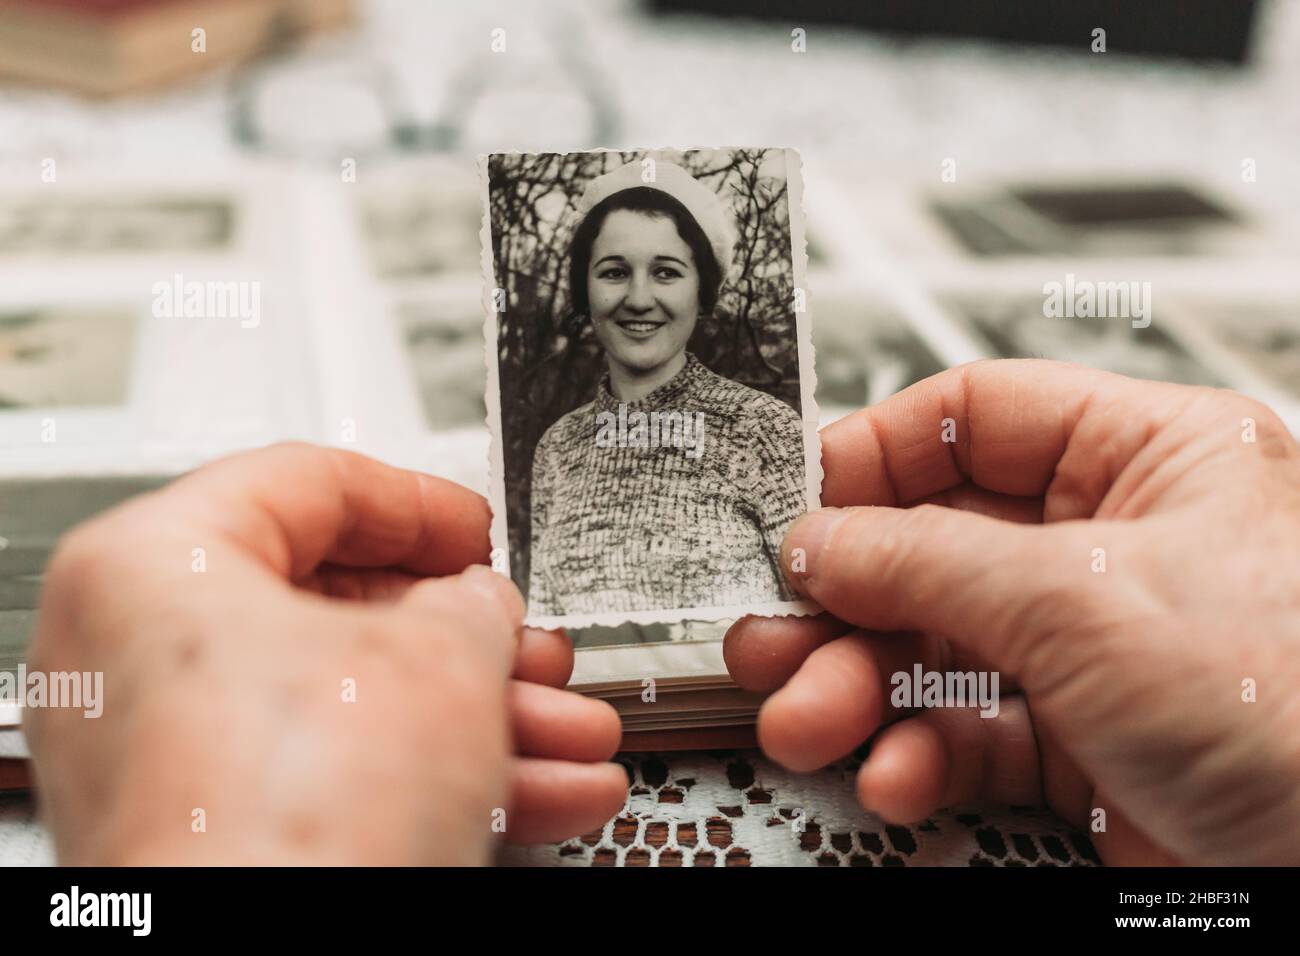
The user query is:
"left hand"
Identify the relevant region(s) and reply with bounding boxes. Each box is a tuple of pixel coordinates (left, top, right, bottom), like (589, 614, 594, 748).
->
(24, 443, 626, 864)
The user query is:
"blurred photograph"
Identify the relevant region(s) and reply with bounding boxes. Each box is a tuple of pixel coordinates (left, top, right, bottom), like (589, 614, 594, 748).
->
(811, 281, 947, 415)
(394, 297, 486, 431)
(945, 293, 1224, 386)
(0, 199, 234, 256)
(1171, 298, 1300, 400)
(0, 307, 136, 409)
(482, 148, 820, 626)
(357, 171, 483, 280)
(930, 182, 1255, 259)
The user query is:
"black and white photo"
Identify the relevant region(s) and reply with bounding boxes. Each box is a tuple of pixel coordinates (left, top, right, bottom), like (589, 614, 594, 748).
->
(481, 148, 820, 627)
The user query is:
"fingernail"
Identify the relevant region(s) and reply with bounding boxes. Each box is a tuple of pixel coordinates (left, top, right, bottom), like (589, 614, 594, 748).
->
(460, 563, 525, 623)
(783, 507, 848, 582)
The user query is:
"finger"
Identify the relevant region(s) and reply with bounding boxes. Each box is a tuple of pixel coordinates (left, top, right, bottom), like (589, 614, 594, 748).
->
(723, 613, 851, 692)
(1090, 789, 1184, 866)
(757, 630, 946, 772)
(724, 614, 1020, 697)
(723, 484, 1034, 695)
(783, 504, 1116, 675)
(502, 758, 627, 845)
(509, 681, 621, 762)
(395, 566, 524, 678)
(913, 481, 1043, 524)
(856, 696, 1042, 824)
(300, 566, 421, 601)
(820, 359, 1181, 520)
(302, 578, 570, 689)
(1034, 712, 1099, 829)
(156, 443, 493, 580)
(512, 628, 574, 688)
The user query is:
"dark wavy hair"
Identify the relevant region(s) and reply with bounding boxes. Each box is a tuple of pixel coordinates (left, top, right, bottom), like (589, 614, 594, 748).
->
(567, 186, 723, 324)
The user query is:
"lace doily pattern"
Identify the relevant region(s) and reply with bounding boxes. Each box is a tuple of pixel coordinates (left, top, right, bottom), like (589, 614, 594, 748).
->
(500, 750, 1101, 867)
(0, 792, 54, 867)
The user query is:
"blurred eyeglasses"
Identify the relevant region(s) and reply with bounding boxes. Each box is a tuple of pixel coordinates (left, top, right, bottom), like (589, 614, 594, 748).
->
(228, 10, 620, 163)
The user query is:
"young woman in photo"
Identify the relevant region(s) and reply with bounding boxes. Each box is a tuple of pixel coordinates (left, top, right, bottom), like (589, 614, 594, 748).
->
(527, 160, 807, 616)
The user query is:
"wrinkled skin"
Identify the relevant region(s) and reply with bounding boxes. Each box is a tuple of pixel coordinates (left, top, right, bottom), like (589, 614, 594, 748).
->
(726, 360, 1300, 866)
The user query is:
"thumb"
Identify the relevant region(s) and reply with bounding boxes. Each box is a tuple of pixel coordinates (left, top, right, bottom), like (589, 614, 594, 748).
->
(782, 505, 1105, 674)
(395, 563, 525, 678)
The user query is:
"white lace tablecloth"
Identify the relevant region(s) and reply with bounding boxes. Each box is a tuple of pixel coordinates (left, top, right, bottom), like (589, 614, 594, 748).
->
(0, 790, 53, 867)
(500, 749, 1098, 867)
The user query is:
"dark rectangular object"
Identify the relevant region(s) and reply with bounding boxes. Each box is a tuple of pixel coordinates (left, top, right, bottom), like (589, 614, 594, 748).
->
(646, 0, 1260, 64)
(1012, 184, 1238, 226)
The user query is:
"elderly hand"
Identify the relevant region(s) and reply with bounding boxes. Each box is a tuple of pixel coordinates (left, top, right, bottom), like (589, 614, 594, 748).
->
(24, 444, 626, 865)
(726, 360, 1300, 865)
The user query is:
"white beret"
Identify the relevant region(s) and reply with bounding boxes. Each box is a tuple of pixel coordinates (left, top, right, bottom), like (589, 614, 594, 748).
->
(576, 159, 737, 280)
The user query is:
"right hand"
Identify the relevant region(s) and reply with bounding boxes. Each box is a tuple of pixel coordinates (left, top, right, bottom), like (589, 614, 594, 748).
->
(726, 360, 1300, 865)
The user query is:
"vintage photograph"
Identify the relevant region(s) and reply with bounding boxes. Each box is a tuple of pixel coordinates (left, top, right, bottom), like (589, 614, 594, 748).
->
(482, 147, 821, 627)
(0, 198, 234, 256)
(811, 278, 947, 416)
(1174, 298, 1300, 399)
(0, 307, 136, 409)
(355, 162, 483, 281)
(945, 293, 1225, 386)
(929, 182, 1248, 259)
(392, 296, 486, 432)
(569, 618, 729, 653)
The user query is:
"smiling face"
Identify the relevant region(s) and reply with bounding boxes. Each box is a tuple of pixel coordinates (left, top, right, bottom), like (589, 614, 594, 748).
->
(588, 209, 701, 383)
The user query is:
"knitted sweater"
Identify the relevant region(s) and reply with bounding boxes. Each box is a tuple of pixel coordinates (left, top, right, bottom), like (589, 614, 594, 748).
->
(528, 352, 807, 616)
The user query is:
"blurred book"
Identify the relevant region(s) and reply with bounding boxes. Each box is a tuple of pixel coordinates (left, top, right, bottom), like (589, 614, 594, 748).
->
(649, 0, 1261, 64)
(0, 0, 354, 97)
